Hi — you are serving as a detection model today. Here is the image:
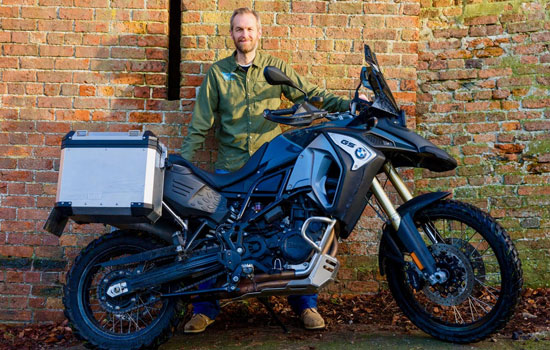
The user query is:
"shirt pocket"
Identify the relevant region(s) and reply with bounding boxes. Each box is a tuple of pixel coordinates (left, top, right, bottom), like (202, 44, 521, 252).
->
(253, 79, 279, 100)
(253, 79, 283, 112)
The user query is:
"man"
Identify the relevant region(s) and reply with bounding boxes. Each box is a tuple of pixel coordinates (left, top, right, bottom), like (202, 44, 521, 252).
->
(181, 8, 356, 333)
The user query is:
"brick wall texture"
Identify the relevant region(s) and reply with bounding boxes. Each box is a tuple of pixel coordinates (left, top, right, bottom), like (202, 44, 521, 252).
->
(0, 0, 548, 323)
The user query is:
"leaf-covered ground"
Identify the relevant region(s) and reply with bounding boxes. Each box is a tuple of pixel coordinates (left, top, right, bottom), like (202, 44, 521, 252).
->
(1, 288, 548, 350)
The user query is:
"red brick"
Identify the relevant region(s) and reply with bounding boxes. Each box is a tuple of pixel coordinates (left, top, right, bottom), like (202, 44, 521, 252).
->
(403, 3, 421, 16)
(0, 310, 32, 321)
(0, 208, 17, 219)
(507, 21, 544, 34)
(129, 112, 162, 123)
(34, 310, 66, 322)
(364, 3, 399, 14)
(76, 86, 94, 97)
(0, 244, 34, 256)
(59, 8, 93, 20)
(292, 1, 326, 13)
(326, 27, 361, 40)
(6, 271, 24, 283)
(497, 76, 533, 88)
(111, 99, 145, 110)
(312, 14, 347, 27)
(4, 44, 38, 56)
(21, 7, 57, 19)
(39, 45, 74, 57)
(147, 22, 166, 34)
(3, 70, 36, 82)
(130, 61, 166, 72)
(37, 71, 72, 83)
(262, 25, 289, 38)
(76, 46, 109, 58)
(1, 19, 37, 31)
(524, 120, 550, 131)
(0, 57, 18, 68)
(37, 97, 72, 108)
(54, 58, 90, 70)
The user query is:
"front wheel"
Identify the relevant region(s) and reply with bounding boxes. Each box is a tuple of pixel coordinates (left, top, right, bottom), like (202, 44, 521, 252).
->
(382, 200, 522, 343)
(63, 231, 183, 350)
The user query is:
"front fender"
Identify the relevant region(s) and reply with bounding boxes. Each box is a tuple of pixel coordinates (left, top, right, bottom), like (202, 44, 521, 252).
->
(396, 191, 450, 218)
(378, 191, 451, 276)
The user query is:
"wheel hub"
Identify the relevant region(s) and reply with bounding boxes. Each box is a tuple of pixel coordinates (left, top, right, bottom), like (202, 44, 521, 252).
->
(422, 243, 475, 306)
(97, 269, 138, 314)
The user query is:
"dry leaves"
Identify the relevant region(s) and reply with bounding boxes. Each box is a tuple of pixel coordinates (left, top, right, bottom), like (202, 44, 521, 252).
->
(1, 288, 549, 349)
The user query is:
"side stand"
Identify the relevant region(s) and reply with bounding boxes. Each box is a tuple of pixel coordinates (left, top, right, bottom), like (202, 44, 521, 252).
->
(257, 297, 289, 333)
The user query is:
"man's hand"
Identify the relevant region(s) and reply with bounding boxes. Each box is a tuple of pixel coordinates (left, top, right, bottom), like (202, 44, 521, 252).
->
(358, 93, 368, 101)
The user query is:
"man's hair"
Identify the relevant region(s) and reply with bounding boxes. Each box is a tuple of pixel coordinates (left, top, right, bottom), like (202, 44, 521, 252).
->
(230, 7, 261, 31)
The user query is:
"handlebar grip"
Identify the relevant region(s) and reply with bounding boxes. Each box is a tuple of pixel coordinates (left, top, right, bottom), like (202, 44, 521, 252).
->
(268, 107, 296, 116)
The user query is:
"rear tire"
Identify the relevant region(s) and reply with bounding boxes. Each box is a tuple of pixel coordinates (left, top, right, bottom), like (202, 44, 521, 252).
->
(63, 231, 183, 350)
(382, 200, 522, 343)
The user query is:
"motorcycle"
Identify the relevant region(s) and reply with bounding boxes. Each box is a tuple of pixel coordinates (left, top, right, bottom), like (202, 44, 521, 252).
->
(45, 45, 522, 349)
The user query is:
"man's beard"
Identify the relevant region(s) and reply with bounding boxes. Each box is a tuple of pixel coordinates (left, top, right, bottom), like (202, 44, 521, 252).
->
(234, 38, 257, 54)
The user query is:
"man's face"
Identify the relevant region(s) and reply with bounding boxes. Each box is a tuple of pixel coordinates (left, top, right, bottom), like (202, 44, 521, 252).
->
(230, 13, 261, 55)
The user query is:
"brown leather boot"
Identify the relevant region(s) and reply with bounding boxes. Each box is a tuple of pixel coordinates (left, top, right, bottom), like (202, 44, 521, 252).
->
(184, 313, 215, 333)
(300, 308, 325, 330)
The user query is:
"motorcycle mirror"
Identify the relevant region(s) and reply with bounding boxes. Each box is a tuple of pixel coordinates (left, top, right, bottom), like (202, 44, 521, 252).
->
(264, 66, 309, 100)
(264, 66, 294, 86)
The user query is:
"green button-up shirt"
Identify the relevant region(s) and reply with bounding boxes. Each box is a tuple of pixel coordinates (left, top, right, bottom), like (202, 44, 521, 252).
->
(181, 51, 350, 172)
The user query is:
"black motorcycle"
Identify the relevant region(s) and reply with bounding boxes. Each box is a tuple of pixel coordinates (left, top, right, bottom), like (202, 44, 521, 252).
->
(45, 45, 522, 349)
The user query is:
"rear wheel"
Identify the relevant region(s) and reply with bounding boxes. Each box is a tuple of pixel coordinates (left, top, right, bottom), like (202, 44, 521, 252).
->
(63, 231, 183, 350)
(382, 200, 522, 343)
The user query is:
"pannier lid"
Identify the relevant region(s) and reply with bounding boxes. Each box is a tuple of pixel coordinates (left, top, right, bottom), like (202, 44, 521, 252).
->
(61, 130, 162, 153)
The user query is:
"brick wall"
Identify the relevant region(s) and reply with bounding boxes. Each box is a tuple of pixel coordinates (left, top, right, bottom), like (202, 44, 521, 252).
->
(0, 0, 420, 323)
(0, 0, 547, 324)
(416, 0, 550, 288)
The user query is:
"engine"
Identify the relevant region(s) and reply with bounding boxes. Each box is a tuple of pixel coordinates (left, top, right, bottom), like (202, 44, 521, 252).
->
(241, 196, 326, 274)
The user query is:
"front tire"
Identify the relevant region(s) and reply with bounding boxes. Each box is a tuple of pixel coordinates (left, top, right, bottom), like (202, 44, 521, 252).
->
(382, 200, 522, 343)
(63, 231, 183, 350)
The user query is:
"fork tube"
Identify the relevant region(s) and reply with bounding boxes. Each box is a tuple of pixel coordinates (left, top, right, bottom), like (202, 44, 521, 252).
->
(383, 163, 412, 202)
(371, 177, 401, 231)
(384, 163, 440, 244)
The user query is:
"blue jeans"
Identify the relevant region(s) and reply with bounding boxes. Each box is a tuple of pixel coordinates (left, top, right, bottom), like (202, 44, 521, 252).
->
(193, 169, 318, 319)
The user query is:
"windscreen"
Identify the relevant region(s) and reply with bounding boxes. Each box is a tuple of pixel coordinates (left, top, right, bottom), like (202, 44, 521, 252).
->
(362, 45, 400, 117)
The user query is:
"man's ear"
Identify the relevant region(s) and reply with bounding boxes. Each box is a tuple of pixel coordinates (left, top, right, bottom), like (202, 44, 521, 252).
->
(258, 28, 262, 39)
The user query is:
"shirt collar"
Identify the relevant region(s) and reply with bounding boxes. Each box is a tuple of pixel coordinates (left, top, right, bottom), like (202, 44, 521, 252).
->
(230, 50, 263, 72)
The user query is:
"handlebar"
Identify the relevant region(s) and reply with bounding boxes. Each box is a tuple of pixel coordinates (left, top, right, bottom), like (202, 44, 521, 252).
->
(269, 106, 298, 116)
(263, 102, 328, 126)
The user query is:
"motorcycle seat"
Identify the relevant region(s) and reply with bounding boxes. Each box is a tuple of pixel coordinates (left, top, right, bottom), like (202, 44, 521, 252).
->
(167, 143, 268, 190)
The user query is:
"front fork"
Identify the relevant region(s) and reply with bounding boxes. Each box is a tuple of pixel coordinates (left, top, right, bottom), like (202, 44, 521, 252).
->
(371, 163, 447, 285)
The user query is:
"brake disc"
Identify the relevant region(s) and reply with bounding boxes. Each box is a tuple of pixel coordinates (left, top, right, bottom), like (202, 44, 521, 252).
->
(422, 243, 475, 306)
(445, 238, 486, 283)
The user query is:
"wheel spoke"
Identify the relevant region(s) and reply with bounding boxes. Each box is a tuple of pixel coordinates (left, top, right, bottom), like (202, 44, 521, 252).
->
(470, 295, 493, 312)
(468, 297, 478, 320)
(475, 278, 500, 297)
(452, 305, 465, 324)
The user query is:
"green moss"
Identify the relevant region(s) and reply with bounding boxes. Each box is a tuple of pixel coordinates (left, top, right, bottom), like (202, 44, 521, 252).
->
(463, 0, 523, 19)
(454, 187, 479, 199)
(346, 255, 378, 270)
(526, 140, 550, 156)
